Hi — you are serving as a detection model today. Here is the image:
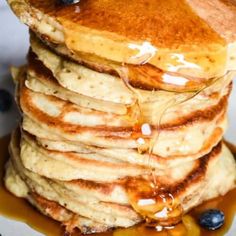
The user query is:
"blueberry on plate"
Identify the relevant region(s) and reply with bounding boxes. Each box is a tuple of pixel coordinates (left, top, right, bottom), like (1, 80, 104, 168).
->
(60, 0, 80, 5)
(0, 89, 12, 112)
(199, 209, 225, 230)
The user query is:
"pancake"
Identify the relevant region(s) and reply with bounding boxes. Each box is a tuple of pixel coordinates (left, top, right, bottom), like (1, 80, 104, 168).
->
(5, 0, 236, 232)
(5, 129, 236, 233)
(29, 35, 135, 106)
(22, 116, 226, 168)
(26, 50, 234, 126)
(26, 54, 233, 128)
(19, 131, 211, 183)
(7, 0, 236, 81)
(5, 161, 112, 234)
(20, 132, 149, 182)
(28, 34, 236, 118)
(26, 37, 235, 137)
(7, 61, 228, 159)
(19, 69, 229, 159)
(7, 130, 143, 228)
(35, 32, 218, 93)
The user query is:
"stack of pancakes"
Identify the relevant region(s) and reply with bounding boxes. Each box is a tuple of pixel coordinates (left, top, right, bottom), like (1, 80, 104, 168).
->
(5, 0, 236, 234)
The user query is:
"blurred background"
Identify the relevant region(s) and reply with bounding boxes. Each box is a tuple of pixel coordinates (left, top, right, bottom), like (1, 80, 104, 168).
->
(0, 2, 40, 235)
(0, 1, 28, 136)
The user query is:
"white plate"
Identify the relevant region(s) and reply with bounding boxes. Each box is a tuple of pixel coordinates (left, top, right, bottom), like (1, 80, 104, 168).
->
(0, 3, 235, 236)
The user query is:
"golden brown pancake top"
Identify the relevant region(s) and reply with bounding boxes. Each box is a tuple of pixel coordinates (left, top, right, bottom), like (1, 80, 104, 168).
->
(28, 0, 224, 48)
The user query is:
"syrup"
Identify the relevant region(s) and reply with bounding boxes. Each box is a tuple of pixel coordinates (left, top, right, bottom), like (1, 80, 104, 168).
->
(2, 90, 235, 236)
(3, 1, 235, 234)
(26, 38, 232, 229)
(117, 72, 176, 226)
(35, 32, 219, 93)
(124, 175, 183, 227)
(120, 71, 207, 227)
(0, 135, 64, 236)
(0, 121, 236, 235)
(0, 134, 235, 236)
(27, 0, 228, 82)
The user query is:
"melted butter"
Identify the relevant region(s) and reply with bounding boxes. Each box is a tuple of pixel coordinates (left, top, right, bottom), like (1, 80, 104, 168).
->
(28, 0, 227, 78)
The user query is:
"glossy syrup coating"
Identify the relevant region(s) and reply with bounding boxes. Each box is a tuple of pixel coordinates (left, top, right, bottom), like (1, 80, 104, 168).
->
(29, 0, 224, 48)
(5, 0, 235, 234)
(0, 135, 235, 236)
(26, 0, 230, 229)
(27, 0, 227, 79)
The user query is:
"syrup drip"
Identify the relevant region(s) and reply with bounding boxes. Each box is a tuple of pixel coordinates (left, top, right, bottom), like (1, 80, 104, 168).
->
(125, 176, 183, 227)
(125, 65, 210, 92)
(28, 0, 228, 84)
(4, 0, 235, 233)
(0, 131, 235, 236)
(119, 68, 197, 226)
(4, 32, 233, 234)
(121, 66, 234, 227)
(119, 59, 219, 225)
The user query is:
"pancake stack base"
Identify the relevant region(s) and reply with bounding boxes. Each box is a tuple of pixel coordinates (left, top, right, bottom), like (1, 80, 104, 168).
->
(5, 0, 236, 234)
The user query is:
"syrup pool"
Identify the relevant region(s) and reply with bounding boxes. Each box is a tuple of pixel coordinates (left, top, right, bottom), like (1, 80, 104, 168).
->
(0, 136, 236, 236)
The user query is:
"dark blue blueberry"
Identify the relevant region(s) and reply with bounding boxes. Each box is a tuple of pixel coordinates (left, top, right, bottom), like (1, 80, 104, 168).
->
(0, 89, 12, 112)
(199, 209, 225, 230)
(59, 0, 80, 5)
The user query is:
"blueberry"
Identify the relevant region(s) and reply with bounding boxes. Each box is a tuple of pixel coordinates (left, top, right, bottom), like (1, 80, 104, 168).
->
(0, 89, 12, 112)
(199, 209, 224, 230)
(59, 0, 80, 5)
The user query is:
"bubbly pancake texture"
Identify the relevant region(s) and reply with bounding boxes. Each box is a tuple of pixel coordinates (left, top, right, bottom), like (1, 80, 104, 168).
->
(7, 0, 236, 81)
(18, 66, 230, 160)
(5, 0, 236, 234)
(5, 129, 236, 233)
